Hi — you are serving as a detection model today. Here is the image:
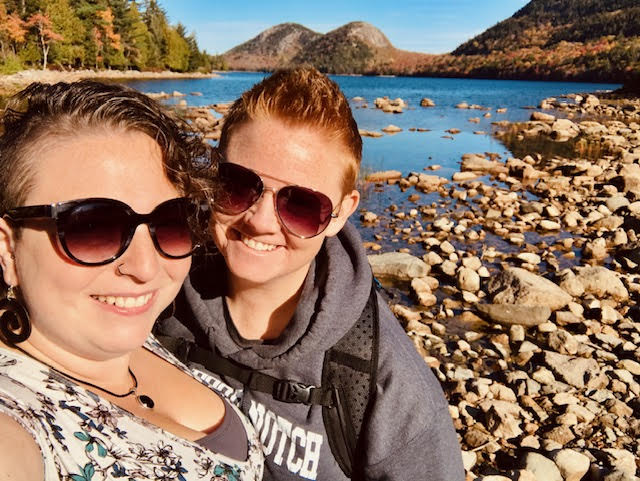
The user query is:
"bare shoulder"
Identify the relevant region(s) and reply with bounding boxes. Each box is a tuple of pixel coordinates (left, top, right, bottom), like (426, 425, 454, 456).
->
(0, 412, 44, 481)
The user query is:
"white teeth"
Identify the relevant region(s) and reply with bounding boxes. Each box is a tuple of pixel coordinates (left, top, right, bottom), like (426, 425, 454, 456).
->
(241, 235, 276, 252)
(93, 293, 152, 308)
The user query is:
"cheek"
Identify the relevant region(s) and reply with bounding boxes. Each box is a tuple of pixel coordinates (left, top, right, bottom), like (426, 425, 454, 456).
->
(166, 257, 191, 284)
(285, 234, 325, 260)
(16, 248, 96, 323)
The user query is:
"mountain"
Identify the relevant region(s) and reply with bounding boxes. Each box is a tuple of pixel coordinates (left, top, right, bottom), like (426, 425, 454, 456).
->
(419, 0, 640, 82)
(223, 1, 640, 82)
(224, 21, 430, 75)
(224, 23, 321, 71)
(454, 0, 640, 55)
(291, 22, 393, 74)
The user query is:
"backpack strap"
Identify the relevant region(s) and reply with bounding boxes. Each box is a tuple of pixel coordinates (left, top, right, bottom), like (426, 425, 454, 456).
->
(163, 336, 335, 406)
(321, 280, 379, 480)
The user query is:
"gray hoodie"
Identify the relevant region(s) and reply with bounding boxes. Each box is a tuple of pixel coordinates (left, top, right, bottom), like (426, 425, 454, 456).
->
(158, 222, 464, 481)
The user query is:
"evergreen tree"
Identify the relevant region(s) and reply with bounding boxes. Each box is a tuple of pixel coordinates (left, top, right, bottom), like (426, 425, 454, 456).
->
(115, 0, 151, 69)
(45, 0, 85, 67)
(142, 0, 167, 69)
(164, 21, 187, 71)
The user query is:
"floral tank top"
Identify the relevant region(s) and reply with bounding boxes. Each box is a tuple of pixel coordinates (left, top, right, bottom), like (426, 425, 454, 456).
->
(0, 336, 263, 481)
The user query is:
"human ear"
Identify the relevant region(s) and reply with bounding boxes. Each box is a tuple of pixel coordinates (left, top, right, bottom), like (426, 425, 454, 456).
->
(325, 189, 360, 237)
(0, 219, 18, 287)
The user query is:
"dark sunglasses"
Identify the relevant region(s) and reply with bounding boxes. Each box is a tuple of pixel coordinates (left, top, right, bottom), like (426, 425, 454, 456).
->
(4, 197, 208, 266)
(215, 162, 339, 238)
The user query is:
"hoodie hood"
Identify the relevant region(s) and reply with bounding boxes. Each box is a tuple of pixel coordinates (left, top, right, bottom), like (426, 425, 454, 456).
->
(183, 221, 372, 370)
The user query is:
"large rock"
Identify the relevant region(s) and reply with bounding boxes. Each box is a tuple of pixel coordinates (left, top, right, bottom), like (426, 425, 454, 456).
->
(374, 97, 405, 113)
(550, 118, 580, 141)
(365, 170, 402, 182)
(381, 124, 402, 133)
(480, 400, 523, 440)
(416, 174, 448, 192)
(487, 268, 572, 311)
(368, 252, 429, 280)
(571, 266, 629, 301)
(531, 111, 556, 122)
(457, 267, 480, 292)
(521, 452, 563, 481)
(543, 351, 606, 389)
(476, 304, 551, 327)
(618, 163, 640, 196)
(581, 94, 600, 108)
(551, 449, 591, 481)
(411, 277, 437, 307)
(602, 449, 637, 478)
(461, 153, 508, 175)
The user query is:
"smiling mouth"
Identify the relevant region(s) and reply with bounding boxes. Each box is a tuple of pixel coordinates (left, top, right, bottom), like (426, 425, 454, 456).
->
(91, 293, 153, 308)
(241, 235, 277, 252)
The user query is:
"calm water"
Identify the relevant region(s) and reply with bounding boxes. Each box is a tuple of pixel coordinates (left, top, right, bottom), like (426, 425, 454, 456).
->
(125, 73, 619, 217)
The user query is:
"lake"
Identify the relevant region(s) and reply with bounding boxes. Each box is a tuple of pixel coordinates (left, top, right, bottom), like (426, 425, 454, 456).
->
(125, 72, 619, 175)
(124, 73, 620, 251)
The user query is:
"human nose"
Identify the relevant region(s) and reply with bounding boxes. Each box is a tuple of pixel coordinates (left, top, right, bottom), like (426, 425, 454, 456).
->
(114, 225, 160, 282)
(241, 188, 281, 233)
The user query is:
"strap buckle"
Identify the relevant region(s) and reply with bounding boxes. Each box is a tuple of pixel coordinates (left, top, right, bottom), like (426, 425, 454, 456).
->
(273, 380, 315, 404)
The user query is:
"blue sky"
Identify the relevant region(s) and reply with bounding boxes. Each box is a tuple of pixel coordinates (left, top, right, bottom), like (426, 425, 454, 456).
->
(160, 1, 530, 55)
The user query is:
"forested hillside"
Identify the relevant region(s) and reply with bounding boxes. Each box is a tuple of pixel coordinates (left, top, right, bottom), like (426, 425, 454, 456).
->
(0, 0, 222, 73)
(427, 0, 640, 82)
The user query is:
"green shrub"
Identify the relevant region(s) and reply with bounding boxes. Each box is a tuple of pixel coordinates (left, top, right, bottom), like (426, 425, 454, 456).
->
(0, 54, 24, 74)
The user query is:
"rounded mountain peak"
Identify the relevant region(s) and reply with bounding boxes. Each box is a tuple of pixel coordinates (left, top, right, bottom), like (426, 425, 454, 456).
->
(227, 23, 321, 57)
(327, 21, 393, 49)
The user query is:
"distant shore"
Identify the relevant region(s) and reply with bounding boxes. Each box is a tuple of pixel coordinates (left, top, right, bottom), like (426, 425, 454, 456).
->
(0, 69, 221, 95)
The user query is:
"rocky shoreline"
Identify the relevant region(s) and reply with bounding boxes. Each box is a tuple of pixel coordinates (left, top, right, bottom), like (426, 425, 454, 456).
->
(359, 93, 640, 481)
(160, 90, 640, 480)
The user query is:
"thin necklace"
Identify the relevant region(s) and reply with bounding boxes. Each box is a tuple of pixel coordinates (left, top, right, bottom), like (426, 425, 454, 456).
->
(14, 346, 155, 409)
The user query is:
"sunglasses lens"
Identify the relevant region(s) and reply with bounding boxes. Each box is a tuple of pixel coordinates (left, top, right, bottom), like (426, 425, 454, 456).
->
(63, 201, 128, 264)
(277, 186, 334, 237)
(153, 200, 198, 257)
(216, 163, 262, 214)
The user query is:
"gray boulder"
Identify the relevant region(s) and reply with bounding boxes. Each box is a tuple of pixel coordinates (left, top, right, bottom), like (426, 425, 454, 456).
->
(476, 304, 551, 327)
(521, 452, 563, 481)
(571, 266, 629, 301)
(544, 351, 606, 389)
(368, 252, 430, 280)
(487, 268, 572, 311)
(551, 449, 591, 481)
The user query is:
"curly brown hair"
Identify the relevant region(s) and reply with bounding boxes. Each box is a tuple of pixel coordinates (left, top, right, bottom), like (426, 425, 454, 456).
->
(0, 80, 215, 216)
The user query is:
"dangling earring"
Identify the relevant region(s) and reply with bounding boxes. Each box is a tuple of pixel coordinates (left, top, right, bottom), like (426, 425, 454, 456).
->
(0, 286, 31, 344)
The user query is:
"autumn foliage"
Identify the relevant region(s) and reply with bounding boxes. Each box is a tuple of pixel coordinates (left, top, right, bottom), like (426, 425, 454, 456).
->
(0, 0, 218, 73)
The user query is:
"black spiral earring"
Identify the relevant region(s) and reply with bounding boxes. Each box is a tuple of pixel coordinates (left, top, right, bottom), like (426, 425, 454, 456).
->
(0, 286, 31, 344)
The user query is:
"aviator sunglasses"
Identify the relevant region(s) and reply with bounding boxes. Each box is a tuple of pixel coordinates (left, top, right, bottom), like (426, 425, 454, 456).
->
(4, 197, 208, 266)
(215, 162, 340, 238)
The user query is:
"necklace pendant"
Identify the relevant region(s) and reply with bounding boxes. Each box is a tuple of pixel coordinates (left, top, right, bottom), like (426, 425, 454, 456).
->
(137, 394, 155, 409)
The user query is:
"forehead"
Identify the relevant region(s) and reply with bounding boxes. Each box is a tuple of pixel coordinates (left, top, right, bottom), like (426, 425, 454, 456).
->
(23, 128, 177, 208)
(225, 117, 353, 192)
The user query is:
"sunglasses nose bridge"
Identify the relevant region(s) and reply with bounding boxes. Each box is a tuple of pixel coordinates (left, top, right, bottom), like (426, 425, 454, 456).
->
(239, 185, 283, 231)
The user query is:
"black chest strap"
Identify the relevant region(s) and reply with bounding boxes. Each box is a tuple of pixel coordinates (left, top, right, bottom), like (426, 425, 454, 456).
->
(169, 337, 335, 407)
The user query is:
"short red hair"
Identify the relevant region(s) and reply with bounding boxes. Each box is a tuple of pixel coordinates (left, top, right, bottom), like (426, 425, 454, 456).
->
(218, 68, 362, 194)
